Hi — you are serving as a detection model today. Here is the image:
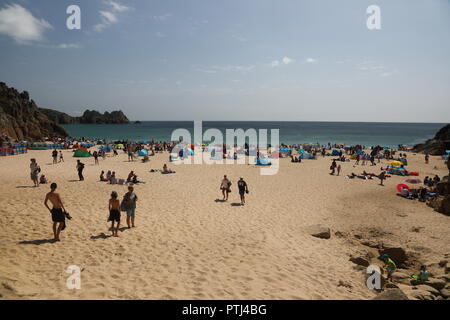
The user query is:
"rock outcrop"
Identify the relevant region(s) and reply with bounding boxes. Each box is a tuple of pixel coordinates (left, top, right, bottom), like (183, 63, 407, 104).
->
(40, 108, 129, 124)
(413, 124, 450, 155)
(0, 82, 68, 141)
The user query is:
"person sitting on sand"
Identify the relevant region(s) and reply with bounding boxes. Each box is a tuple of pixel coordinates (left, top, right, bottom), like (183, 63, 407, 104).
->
(108, 191, 121, 237)
(220, 175, 232, 201)
(127, 171, 135, 183)
(106, 170, 112, 181)
(418, 265, 429, 281)
(109, 171, 117, 184)
(381, 254, 396, 281)
(39, 175, 48, 184)
(142, 154, 149, 163)
(161, 164, 174, 174)
(100, 170, 108, 182)
(44, 183, 67, 242)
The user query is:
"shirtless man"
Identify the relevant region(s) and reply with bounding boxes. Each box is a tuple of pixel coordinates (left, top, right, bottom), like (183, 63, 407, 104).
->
(44, 183, 67, 241)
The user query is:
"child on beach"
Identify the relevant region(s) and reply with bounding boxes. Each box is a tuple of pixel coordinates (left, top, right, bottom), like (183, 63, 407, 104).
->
(381, 254, 397, 281)
(30, 158, 40, 187)
(59, 151, 64, 162)
(122, 185, 138, 228)
(108, 191, 121, 237)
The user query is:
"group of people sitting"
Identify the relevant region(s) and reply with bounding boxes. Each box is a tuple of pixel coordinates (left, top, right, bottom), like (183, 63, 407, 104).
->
(397, 186, 437, 202)
(99, 170, 143, 185)
(424, 175, 441, 188)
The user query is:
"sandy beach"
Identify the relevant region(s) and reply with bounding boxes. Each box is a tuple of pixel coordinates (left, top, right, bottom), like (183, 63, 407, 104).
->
(0, 148, 448, 300)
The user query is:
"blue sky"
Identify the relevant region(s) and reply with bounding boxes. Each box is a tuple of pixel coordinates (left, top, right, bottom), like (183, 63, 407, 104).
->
(0, 0, 449, 122)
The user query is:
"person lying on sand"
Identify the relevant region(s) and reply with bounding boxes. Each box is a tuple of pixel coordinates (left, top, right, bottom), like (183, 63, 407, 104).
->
(44, 183, 67, 242)
(108, 191, 121, 237)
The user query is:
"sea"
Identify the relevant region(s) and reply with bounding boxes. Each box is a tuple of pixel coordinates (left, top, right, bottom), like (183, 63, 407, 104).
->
(62, 121, 446, 147)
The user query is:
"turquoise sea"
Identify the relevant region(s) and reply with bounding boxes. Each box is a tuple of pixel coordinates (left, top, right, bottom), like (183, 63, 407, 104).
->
(62, 121, 447, 147)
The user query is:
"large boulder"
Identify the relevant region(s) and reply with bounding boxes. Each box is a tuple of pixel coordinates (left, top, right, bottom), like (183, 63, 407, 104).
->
(372, 288, 409, 300)
(413, 124, 450, 155)
(306, 224, 331, 239)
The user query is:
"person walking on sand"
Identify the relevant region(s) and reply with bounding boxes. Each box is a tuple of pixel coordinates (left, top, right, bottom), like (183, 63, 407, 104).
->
(337, 164, 341, 176)
(30, 158, 40, 187)
(122, 185, 138, 228)
(108, 191, 121, 237)
(425, 153, 429, 164)
(59, 150, 64, 163)
(52, 149, 58, 164)
(76, 160, 85, 181)
(330, 159, 337, 175)
(44, 183, 67, 242)
(93, 151, 99, 165)
(220, 175, 232, 201)
(378, 171, 386, 186)
(237, 177, 249, 205)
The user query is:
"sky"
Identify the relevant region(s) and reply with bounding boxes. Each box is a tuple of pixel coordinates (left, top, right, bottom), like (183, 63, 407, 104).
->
(0, 0, 449, 122)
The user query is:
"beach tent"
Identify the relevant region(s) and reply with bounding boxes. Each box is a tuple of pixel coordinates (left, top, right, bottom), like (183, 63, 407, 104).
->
(138, 149, 148, 156)
(73, 149, 91, 157)
(386, 165, 407, 176)
(115, 144, 124, 149)
(331, 149, 341, 156)
(256, 158, 271, 166)
(186, 148, 194, 155)
(100, 145, 111, 152)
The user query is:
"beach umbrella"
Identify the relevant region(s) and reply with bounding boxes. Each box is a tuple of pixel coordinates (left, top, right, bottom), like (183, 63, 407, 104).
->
(405, 178, 421, 184)
(396, 184, 410, 193)
(390, 160, 403, 166)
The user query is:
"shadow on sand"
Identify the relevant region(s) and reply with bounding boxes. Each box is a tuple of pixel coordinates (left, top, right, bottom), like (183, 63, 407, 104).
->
(16, 186, 35, 189)
(18, 239, 56, 245)
(230, 203, 243, 207)
(214, 199, 226, 203)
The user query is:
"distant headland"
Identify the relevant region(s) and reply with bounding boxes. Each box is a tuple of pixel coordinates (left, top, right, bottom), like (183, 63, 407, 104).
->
(0, 82, 129, 141)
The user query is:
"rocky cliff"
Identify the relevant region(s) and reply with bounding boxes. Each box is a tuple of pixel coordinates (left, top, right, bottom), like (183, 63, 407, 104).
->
(0, 82, 69, 141)
(413, 124, 450, 155)
(40, 108, 130, 124)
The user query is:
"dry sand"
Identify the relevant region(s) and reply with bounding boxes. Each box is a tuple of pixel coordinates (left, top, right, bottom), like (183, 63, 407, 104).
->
(0, 148, 449, 299)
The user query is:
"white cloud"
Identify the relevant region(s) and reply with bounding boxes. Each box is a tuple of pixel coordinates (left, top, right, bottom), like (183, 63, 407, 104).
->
(56, 43, 80, 49)
(213, 65, 255, 72)
(271, 60, 280, 67)
(282, 56, 295, 65)
(107, 1, 129, 13)
(305, 58, 317, 63)
(94, 1, 130, 32)
(270, 57, 294, 67)
(0, 4, 52, 43)
(153, 13, 172, 22)
(232, 35, 247, 42)
(155, 31, 166, 38)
